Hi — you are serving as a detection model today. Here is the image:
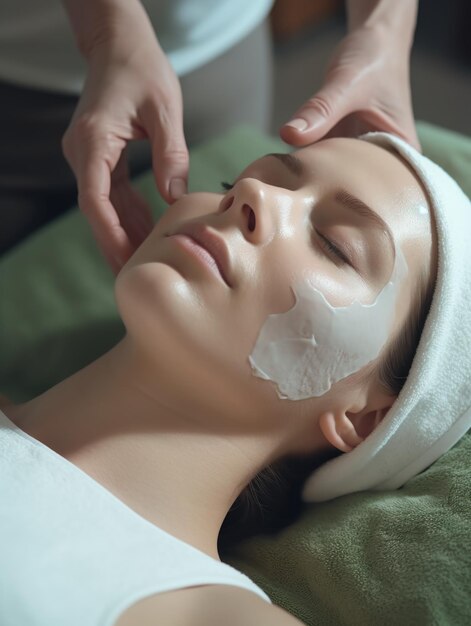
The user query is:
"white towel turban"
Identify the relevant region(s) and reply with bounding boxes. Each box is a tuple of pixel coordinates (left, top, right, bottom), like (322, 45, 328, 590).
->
(301, 131, 471, 503)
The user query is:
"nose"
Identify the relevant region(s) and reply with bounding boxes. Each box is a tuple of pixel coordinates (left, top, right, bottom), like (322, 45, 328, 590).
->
(219, 178, 279, 245)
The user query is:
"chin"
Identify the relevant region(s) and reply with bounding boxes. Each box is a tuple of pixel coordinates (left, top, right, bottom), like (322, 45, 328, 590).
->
(115, 256, 199, 354)
(114, 260, 261, 421)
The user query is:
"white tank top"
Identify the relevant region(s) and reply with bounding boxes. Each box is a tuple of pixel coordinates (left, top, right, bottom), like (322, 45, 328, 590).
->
(0, 409, 271, 626)
(0, 0, 274, 94)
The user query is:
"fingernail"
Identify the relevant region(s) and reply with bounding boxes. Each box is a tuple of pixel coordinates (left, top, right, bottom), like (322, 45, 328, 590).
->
(169, 177, 187, 201)
(284, 118, 308, 132)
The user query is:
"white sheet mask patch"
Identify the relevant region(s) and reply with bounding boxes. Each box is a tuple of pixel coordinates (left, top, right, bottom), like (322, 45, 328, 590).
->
(249, 243, 409, 400)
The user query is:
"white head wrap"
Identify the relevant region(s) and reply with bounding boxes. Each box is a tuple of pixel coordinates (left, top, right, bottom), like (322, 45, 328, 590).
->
(301, 131, 471, 503)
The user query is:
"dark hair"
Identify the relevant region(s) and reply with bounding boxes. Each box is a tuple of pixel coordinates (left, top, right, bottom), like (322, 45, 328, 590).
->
(218, 265, 435, 555)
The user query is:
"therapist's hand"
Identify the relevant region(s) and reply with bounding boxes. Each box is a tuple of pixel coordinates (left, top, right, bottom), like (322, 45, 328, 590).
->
(280, 23, 420, 152)
(62, 3, 189, 275)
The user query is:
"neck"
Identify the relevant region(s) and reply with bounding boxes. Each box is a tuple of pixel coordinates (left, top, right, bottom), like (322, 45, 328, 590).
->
(5, 336, 282, 561)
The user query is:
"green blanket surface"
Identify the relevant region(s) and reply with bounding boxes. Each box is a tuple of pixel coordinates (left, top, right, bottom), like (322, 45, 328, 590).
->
(1, 123, 470, 625)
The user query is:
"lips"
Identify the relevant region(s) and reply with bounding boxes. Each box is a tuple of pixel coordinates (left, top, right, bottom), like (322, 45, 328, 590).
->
(167, 222, 234, 288)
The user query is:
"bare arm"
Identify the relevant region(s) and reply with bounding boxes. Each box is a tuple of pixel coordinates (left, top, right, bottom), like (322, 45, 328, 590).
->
(114, 585, 306, 626)
(346, 0, 418, 46)
(61, 0, 151, 59)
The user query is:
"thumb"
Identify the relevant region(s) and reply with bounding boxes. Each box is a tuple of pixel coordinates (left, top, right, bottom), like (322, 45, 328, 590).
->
(141, 97, 189, 205)
(280, 78, 355, 146)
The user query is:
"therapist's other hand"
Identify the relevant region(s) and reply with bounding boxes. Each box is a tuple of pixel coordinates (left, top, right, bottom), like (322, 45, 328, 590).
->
(280, 24, 420, 151)
(62, 16, 188, 275)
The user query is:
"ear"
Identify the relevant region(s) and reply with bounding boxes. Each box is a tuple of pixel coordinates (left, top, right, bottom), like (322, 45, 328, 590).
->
(319, 396, 397, 453)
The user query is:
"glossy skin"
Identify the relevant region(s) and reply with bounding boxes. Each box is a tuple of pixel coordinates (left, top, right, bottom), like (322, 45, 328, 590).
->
(61, 0, 419, 274)
(117, 136, 435, 458)
(5, 138, 436, 565)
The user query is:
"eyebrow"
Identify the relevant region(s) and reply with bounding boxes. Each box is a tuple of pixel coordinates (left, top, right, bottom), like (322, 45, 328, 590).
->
(266, 152, 396, 269)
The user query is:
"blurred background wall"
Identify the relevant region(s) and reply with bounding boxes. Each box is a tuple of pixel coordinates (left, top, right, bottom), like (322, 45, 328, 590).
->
(269, 0, 470, 137)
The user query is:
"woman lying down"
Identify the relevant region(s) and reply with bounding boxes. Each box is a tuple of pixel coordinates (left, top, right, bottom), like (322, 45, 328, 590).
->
(1, 132, 470, 626)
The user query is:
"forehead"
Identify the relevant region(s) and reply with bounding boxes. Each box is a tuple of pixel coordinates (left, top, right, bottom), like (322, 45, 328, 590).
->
(295, 137, 419, 198)
(293, 137, 430, 238)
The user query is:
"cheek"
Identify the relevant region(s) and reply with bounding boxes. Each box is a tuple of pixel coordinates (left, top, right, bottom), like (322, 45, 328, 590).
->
(114, 264, 285, 422)
(114, 257, 253, 384)
(153, 192, 221, 235)
(114, 262, 195, 357)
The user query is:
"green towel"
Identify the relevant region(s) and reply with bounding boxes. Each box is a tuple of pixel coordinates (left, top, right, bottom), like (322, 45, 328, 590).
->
(223, 431, 471, 625)
(1, 123, 470, 625)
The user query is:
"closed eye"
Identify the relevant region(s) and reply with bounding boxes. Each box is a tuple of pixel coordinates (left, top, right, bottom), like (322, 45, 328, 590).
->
(316, 231, 351, 266)
(222, 180, 351, 267)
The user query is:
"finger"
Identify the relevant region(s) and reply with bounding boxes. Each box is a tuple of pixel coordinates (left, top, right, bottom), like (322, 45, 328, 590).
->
(110, 149, 155, 246)
(280, 79, 356, 146)
(357, 106, 422, 152)
(388, 121, 422, 153)
(141, 96, 189, 204)
(78, 154, 137, 272)
(110, 178, 155, 249)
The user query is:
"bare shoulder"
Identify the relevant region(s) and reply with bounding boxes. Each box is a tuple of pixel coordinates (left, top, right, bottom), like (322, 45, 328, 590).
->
(114, 583, 306, 626)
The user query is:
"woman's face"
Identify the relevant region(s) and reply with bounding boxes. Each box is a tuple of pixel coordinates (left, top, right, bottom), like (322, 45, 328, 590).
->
(115, 138, 434, 438)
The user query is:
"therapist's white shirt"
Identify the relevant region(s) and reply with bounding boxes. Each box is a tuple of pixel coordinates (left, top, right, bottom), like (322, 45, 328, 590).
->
(0, 0, 274, 94)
